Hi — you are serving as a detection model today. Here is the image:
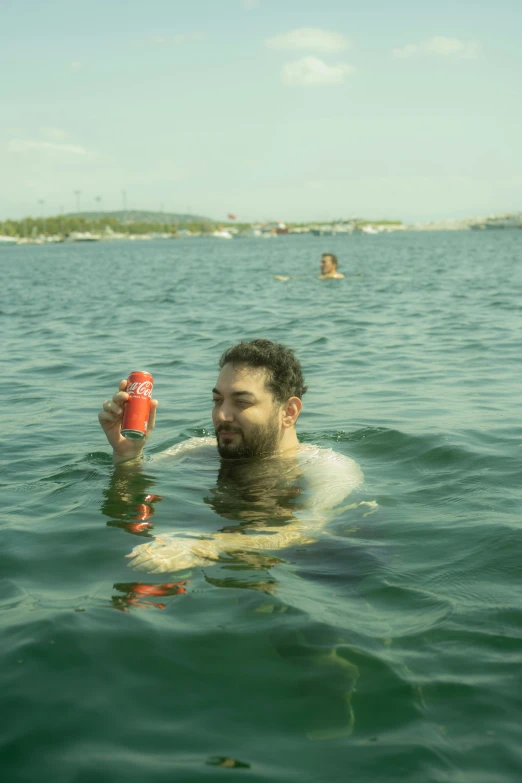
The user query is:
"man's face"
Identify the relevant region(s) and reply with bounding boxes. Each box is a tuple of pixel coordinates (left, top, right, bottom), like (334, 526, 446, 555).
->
(212, 363, 282, 459)
(320, 255, 335, 275)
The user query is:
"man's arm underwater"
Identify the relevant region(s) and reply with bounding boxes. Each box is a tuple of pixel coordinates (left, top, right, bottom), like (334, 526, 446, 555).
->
(126, 518, 319, 573)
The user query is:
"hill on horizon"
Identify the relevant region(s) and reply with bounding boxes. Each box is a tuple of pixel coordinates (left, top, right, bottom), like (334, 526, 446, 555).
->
(64, 210, 214, 225)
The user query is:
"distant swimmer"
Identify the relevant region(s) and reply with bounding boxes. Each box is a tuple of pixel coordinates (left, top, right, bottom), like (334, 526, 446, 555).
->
(99, 339, 367, 573)
(319, 253, 344, 279)
(274, 253, 344, 281)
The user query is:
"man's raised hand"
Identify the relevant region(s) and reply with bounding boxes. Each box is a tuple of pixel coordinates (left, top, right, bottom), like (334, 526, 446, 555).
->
(98, 379, 158, 464)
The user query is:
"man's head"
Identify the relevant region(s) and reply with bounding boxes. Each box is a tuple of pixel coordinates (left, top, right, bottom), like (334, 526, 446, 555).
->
(212, 339, 307, 459)
(320, 253, 338, 276)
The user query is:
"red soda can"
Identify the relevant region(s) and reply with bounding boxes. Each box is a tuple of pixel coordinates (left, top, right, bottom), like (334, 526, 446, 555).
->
(121, 371, 154, 440)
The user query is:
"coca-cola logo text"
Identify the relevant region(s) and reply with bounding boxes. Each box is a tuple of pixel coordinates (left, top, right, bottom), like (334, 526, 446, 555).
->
(128, 381, 153, 398)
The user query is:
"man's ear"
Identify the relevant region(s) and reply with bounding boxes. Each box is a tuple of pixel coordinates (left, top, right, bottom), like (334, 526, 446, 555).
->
(281, 396, 302, 428)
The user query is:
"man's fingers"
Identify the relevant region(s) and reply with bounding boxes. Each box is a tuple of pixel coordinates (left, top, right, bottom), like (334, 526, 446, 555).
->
(103, 399, 124, 415)
(99, 394, 156, 427)
(113, 390, 129, 406)
(99, 409, 120, 425)
(119, 379, 128, 391)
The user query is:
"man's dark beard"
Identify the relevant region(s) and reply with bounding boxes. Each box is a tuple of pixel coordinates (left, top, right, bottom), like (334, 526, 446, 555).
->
(215, 414, 280, 460)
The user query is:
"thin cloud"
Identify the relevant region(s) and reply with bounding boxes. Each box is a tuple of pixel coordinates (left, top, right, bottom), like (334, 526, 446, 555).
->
(393, 36, 479, 60)
(265, 28, 349, 53)
(9, 140, 87, 155)
(281, 57, 354, 86)
(40, 127, 69, 141)
(241, 0, 259, 8)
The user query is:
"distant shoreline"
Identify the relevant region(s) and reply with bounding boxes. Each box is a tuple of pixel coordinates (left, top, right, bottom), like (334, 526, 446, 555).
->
(0, 209, 520, 245)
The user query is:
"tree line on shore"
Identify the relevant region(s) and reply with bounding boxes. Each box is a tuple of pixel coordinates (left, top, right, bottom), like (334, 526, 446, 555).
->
(0, 215, 218, 238)
(0, 213, 405, 238)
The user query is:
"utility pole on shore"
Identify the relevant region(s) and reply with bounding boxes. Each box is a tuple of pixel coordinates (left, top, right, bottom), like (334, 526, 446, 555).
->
(95, 196, 102, 213)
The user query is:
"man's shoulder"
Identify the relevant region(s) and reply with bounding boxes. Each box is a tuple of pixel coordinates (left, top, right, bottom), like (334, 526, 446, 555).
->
(297, 443, 361, 479)
(296, 443, 363, 509)
(155, 436, 217, 462)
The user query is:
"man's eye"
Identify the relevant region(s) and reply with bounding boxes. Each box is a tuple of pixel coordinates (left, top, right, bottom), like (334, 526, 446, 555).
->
(213, 398, 222, 405)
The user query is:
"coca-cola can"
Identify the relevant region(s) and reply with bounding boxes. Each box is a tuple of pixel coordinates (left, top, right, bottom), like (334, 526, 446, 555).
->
(121, 371, 154, 440)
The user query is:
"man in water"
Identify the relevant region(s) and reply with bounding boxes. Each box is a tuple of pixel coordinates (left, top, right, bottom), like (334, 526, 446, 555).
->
(319, 253, 344, 279)
(273, 253, 345, 281)
(99, 339, 365, 572)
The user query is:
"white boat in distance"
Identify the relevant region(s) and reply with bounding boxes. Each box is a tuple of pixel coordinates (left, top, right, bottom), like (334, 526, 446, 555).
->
(209, 230, 233, 239)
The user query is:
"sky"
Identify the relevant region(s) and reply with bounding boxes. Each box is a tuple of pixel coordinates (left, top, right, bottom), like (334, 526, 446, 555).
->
(1, 0, 520, 223)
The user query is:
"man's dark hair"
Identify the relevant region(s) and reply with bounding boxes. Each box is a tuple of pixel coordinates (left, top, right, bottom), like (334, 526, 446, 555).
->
(322, 253, 338, 267)
(219, 339, 307, 403)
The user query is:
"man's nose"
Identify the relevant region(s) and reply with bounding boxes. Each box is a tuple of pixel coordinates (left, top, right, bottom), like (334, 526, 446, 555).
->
(216, 403, 234, 422)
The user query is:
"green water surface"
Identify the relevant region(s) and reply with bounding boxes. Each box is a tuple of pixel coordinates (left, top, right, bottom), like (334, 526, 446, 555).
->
(2, 232, 522, 782)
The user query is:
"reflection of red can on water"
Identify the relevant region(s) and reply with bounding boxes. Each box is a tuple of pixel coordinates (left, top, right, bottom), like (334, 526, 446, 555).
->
(121, 371, 154, 440)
